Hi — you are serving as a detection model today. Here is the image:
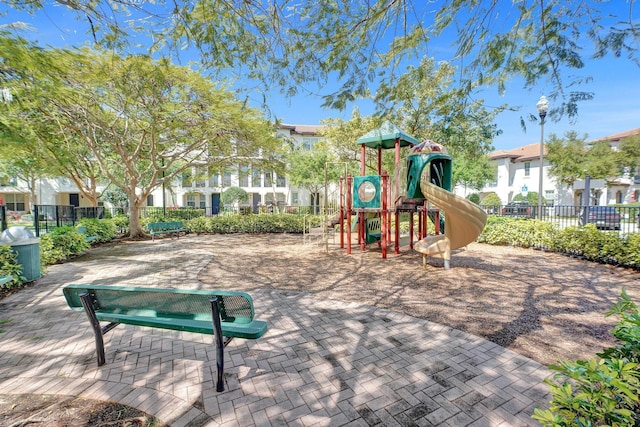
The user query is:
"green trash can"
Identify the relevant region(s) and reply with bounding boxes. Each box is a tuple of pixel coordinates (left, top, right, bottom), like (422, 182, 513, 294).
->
(0, 226, 41, 282)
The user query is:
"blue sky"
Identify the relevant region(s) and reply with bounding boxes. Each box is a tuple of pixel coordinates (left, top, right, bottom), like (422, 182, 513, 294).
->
(2, 1, 639, 152)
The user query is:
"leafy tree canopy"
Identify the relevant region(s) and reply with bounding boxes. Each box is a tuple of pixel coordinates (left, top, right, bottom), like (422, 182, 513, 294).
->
(3, 1, 637, 121)
(221, 187, 248, 205)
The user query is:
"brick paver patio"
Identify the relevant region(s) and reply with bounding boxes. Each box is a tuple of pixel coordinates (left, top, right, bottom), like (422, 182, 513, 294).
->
(0, 236, 551, 426)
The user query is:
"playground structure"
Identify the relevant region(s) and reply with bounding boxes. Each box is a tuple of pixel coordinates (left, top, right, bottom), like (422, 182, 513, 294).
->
(332, 121, 487, 269)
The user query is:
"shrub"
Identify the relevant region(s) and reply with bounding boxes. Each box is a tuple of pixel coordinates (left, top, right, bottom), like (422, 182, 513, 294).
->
(533, 290, 640, 426)
(466, 193, 480, 204)
(111, 215, 129, 234)
(40, 226, 89, 265)
(77, 218, 116, 243)
(0, 245, 25, 287)
(481, 192, 502, 206)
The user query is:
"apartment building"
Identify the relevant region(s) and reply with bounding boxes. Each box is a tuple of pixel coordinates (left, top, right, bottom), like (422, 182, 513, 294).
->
(476, 127, 640, 207)
(0, 124, 325, 215)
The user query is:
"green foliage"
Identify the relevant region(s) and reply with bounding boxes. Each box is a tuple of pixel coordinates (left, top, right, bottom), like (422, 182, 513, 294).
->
(466, 193, 480, 204)
(480, 192, 502, 206)
(111, 215, 129, 234)
(144, 207, 205, 221)
(513, 191, 544, 205)
(0, 245, 25, 287)
(533, 290, 640, 427)
(477, 217, 556, 249)
(479, 219, 640, 269)
(77, 219, 116, 243)
(221, 187, 248, 206)
(184, 214, 320, 234)
(550, 225, 625, 265)
(101, 187, 129, 208)
(40, 226, 89, 265)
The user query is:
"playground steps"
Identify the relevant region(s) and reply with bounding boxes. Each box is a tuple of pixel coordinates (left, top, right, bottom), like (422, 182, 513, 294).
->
(395, 197, 424, 212)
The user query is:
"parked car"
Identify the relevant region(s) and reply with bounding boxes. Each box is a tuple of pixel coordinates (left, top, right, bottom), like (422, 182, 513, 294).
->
(501, 201, 534, 218)
(579, 206, 621, 230)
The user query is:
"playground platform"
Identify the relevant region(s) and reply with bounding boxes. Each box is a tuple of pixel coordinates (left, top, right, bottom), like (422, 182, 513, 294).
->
(0, 235, 551, 426)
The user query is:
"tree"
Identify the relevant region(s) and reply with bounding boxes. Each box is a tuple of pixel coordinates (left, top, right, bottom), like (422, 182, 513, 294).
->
(546, 131, 590, 187)
(454, 154, 497, 194)
(0, 37, 107, 206)
(6, 1, 636, 121)
(0, 38, 281, 237)
(481, 192, 502, 206)
(585, 141, 622, 180)
(618, 135, 640, 174)
(221, 187, 248, 211)
(287, 142, 343, 211)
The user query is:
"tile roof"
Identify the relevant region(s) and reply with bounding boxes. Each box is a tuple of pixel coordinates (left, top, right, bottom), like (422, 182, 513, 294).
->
(280, 123, 324, 135)
(490, 143, 546, 162)
(590, 127, 640, 143)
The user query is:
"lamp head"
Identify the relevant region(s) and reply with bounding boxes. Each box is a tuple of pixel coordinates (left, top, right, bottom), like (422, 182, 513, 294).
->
(536, 95, 549, 119)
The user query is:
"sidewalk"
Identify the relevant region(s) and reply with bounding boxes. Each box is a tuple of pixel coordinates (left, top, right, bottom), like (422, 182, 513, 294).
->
(0, 236, 550, 426)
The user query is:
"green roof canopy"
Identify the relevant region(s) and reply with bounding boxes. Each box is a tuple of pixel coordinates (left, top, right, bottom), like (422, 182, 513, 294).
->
(356, 121, 419, 149)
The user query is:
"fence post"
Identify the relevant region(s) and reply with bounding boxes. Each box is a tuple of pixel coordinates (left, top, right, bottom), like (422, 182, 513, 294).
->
(34, 205, 40, 237)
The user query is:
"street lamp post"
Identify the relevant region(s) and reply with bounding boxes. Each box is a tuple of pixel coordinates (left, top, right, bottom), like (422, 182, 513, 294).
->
(536, 95, 549, 221)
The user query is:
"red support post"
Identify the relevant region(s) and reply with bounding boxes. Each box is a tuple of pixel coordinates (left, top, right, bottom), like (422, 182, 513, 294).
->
(339, 176, 344, 249)
(346, 174, 352, 255)
(409, 212, 414, 249)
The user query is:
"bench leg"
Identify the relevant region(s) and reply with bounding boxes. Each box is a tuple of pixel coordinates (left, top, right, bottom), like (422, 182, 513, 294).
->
(80, 292, 107, 366)
(210, 297, 225, 392)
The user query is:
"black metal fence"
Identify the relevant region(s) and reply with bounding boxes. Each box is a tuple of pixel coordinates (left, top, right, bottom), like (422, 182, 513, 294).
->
(480, 204, 640, 235)
(33, 205, 76, 236)
(0, 205, 6, 231)
(2, 203, 639, 236)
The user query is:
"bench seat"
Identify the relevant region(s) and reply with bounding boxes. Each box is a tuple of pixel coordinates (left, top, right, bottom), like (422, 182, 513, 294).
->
(146, 221, 188, 240)
(0, 276, 14, 287)
(63, 284, 267, 392)
(77, 225, 98, 243)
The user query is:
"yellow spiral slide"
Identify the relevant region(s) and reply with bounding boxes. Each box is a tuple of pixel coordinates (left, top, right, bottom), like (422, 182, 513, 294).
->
(414, 179, 487, 269)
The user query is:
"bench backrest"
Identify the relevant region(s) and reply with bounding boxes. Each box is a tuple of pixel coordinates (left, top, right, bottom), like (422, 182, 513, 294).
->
(63, 284, 255, 324)
(147, 221, 183, 231)
(366, 217, 381, 233)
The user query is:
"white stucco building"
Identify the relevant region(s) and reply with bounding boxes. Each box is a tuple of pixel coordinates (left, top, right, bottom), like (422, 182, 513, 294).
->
(474, 128, 640, 207)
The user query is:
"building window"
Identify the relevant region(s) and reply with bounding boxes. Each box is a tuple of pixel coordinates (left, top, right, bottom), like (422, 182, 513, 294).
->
(302, 137, 315, 150)
(239, 166, 249, 188)
(4, 194, 25, 211)
(209, 168, 219, 187)
(222, 168, 232, 187)
(277, 173, 286, 187)
(544, 190, 554, 206)
(265, 170, 273, 187)
(194, 167, 206, 188)
(147, 194, 154, 206)
(524, 162, 531, 177)
(186, 194, 196, 207)
(199, 196, 206, 208)
(292, 192, 299, 205)
(616, 191, 623, 204)
(251, 168, 262, 187)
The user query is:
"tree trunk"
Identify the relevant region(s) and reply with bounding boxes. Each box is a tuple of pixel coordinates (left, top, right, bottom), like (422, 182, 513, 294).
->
(128, 193, 146, 238)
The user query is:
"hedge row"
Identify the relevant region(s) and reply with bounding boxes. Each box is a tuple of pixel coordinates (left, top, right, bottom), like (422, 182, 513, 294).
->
(478, 217, 640, 269)
(184, 213, 323, 234)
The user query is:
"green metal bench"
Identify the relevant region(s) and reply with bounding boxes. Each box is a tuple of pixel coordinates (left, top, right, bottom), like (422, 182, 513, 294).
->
(62, 284, 268, 392)
(77, 225, 98, 243)
(146, 221, 188, 240)
(0, 276, 14, 287)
